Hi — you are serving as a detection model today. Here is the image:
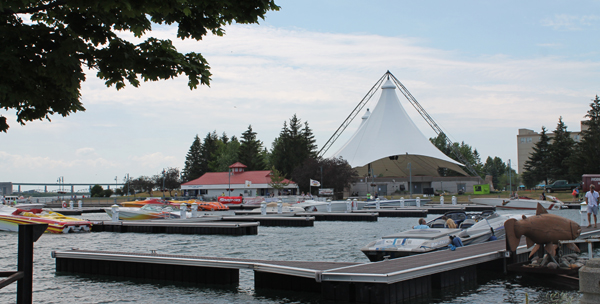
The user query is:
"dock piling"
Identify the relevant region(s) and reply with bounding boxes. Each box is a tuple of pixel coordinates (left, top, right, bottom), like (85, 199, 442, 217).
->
(111, 205, 119, 222)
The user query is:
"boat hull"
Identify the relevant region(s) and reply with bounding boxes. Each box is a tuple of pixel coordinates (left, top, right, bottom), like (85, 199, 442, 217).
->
(361, 212, 512, 261)
(470, 198, 563, 210)
(0, 213, 92, 234)
(364, 198, 432, 208)
(104, 208, 181, 220)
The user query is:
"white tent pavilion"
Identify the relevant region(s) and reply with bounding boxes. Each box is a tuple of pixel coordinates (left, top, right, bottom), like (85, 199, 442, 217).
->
(331, 78, 468, 177)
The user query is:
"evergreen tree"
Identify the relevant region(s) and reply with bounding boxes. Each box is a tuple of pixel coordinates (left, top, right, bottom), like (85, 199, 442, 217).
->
(302, 121, 318, 159)
(182, 135, 203, 182)
(271, 114, 318, 177)
(200, 131, 220, 173)
(549, 117, 575, 181)
(238, 125, 266, 171)
(523, 127, 552, 186)
(570, 96, 600, 178)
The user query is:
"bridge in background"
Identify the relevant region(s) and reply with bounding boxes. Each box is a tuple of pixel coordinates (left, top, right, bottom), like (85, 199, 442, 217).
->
(3, 182, 125, 194)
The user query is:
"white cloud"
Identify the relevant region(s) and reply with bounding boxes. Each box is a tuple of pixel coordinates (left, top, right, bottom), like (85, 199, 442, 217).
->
(75, 148, 97, 157)
(541, 14, 599, 31)
(130, 153, 178, 170)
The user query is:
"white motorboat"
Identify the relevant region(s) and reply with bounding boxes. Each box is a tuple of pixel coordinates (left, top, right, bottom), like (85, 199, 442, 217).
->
(294, 200, 369, 212)
(104, 203, 190, 220)
(363, 198, 432, 208)
(470, 196, 564, 210)
(1, 195, 45, 210)
(360, 211, 515, 261)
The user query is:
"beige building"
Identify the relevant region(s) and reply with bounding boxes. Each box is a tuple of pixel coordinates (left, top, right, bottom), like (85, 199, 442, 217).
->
(517, 122, 586, 173)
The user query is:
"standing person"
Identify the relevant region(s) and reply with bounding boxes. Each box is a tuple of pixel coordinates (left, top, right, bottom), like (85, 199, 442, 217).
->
(572, 187, 579, 202)
(585, 185, 599, 228)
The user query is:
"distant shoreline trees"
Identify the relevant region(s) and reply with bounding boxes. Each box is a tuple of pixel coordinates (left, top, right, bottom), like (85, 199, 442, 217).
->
(522, 95, 600, 187)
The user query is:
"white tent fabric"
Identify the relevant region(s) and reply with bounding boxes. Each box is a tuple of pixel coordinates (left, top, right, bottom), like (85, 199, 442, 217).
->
(331, 78, 468, 177)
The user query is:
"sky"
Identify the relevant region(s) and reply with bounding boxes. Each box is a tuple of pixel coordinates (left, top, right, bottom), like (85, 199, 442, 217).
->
(1, 0, 599, 191)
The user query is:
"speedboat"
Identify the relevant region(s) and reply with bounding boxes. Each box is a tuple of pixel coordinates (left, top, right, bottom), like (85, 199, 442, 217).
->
(0, 205, 92, 233)
(470, 196, 564, 210)
(360, 211, 514, 261)
(120, 198, 169, 208)
(170, 200, 229, 211)
(1, 195, 46, 210)
(104, 203, 187, 220)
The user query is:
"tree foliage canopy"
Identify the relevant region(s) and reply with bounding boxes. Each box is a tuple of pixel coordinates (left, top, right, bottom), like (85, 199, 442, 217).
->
(570, 95, 600, 178)
(238, 125, 266, 171)
(291, 157, 358, 196)
(522, 126, 552, 187)
(548, 117, 575, 181)
(429, 133, 482, 177)
(210, 134, 241, 172)
(0, 0, 279, 131)
(270, 114, 318, 177)
(182, 134, 203, 182)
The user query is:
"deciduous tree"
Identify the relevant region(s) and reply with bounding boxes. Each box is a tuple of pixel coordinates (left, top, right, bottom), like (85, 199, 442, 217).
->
(429, 133, 483, 177)
(268, 166, 289, 196)
(0, 0, 280, 132)
(210, 134, 241, 172)
(482, 156, 507, 190)
(291, 157, 358, 197)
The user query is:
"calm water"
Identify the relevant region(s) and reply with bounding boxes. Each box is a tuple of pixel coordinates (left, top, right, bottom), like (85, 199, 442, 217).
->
(0, 209, 583, 303)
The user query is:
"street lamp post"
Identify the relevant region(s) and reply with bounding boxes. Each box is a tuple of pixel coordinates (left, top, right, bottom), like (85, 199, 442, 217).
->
(228, 167, 231, 196)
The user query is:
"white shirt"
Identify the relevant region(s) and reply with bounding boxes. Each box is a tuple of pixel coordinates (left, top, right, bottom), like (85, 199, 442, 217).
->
(586, 190, 599, 207)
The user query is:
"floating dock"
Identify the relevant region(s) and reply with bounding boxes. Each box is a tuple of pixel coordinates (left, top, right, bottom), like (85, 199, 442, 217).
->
(47, 207, 106, 215)
(53, 226, 600, 303)
(221, 216, 315, 227)
(90, 220, 258, 235)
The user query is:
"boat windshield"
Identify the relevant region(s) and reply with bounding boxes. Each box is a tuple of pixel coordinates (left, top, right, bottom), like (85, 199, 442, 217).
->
(141, 204, 175, 212)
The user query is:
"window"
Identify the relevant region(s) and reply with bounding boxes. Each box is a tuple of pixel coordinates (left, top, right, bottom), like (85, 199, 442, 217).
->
(520, 138, 525, 143)
(527, 137, 532, 143)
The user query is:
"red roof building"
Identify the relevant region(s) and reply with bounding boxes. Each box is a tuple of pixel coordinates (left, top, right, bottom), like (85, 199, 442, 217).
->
(181, 162, 297, 197)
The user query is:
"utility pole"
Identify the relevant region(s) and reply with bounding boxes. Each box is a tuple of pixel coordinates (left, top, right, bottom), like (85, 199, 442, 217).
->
(124, 173, 129, 197)
(408, 162, 412, 199)
(162, 169, 166, 199)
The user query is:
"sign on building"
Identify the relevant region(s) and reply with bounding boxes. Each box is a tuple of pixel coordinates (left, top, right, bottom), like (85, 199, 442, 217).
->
(318, 188, 334, 196)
